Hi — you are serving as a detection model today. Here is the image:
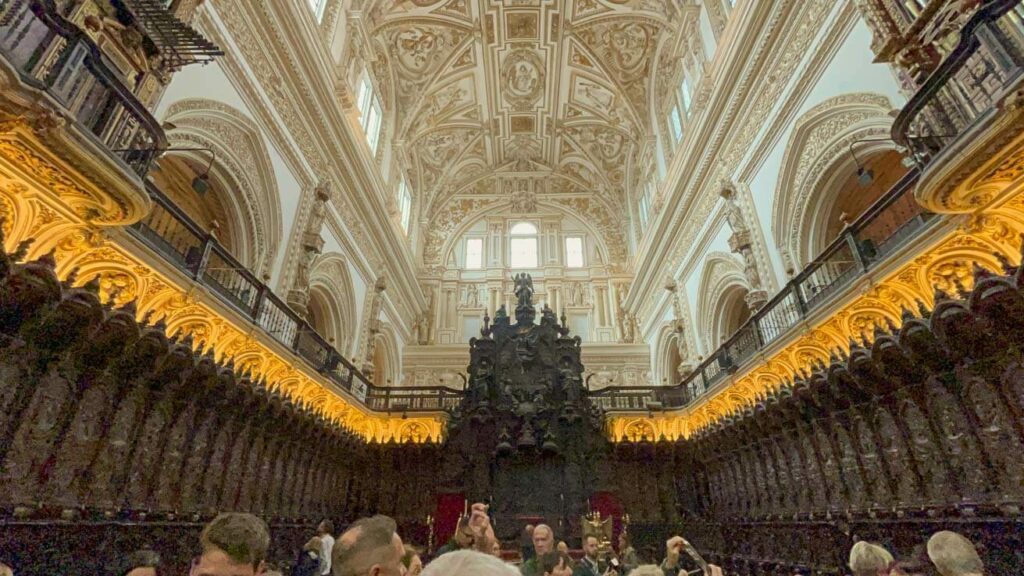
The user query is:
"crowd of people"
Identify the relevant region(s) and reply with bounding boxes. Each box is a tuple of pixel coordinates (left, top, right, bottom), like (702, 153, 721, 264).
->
(0, 503, 991, 576)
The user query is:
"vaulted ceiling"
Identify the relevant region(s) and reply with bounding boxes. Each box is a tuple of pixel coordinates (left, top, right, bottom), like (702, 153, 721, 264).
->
(360, 0, 692, 270)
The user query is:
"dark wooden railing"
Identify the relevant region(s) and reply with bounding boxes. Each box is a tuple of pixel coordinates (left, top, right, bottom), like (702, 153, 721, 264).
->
(892, 0, 1024, 158)
(0, 0, 167, 176)
(589, 168, 935, 412)
(130, 181, 461, 413)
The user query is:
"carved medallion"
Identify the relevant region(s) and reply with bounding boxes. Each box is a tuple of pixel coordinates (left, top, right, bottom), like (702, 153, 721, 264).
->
(501, 49, 545, 109)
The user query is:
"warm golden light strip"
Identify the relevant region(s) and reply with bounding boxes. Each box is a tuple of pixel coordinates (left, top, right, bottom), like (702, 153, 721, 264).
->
(607, 193, 1024, 442)
(0, 129, 444, 443)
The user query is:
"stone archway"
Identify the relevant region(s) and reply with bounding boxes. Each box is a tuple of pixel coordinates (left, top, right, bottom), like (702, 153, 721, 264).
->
(159, 98, 283, 276)
(696, 252, 752, 350)
(771, 93, 897, 271)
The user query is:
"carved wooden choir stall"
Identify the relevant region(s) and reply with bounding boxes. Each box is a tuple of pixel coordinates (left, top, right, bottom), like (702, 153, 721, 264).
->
(3, 227, 1024, 574)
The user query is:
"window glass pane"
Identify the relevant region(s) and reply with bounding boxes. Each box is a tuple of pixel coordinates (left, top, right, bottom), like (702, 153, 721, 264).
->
(565, 237, 584, 268)
(510, 222, 537, 235)
(465, 238, 483, 269)
(681, 78, 692, 112)
(309, 0, 325, 20)
(357, 76, 372, 116)
(669, 106, 683, 142)
(366, 102, 381, 152)
(510, 238, 537, 268)
(399, 181, 411, 233)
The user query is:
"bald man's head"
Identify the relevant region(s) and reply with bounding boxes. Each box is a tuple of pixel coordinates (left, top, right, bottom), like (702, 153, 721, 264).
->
(928, 531, 984, 576)
(332, 516, 405, 576)
(532, 524, 554, 556)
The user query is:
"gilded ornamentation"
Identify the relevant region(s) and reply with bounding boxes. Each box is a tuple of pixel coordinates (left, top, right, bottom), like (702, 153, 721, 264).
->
(611, 211, 1024, 440)
(0, 170, 443, 442)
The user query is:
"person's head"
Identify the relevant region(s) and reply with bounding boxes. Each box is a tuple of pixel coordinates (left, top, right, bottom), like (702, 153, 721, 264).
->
(927, 531, 984, 576)
(0, 563, 11, 576)
(319, 521, 335, 538)
(525, 525, 535, 537)
(332, 515, 404, 576)
(453, 516, 475, 549)
(583, 535, 600, 560)
(556, 541, 568, 554)
(305, 537, 324, 555)
(401, 546, 422, 576)
(626, 567, 665, 576)
(192, 513, 270, 576)
(849, 542, 895, 576)
(895, 544, 941, 576)
(532, 525, 554, 556)
(420, 550, 518, 576)
(115, 548, 161, 576)
(538, 551, 573, 576)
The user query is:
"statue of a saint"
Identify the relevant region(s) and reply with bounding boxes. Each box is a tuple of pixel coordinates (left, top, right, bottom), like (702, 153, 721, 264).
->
(514, 273, 534, 307)
(721, 187, 748, 234)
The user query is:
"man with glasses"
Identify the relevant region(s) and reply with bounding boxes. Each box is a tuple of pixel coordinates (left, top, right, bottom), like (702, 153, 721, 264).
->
(332, 515, 406, 576)
(190, 513, 271, 576)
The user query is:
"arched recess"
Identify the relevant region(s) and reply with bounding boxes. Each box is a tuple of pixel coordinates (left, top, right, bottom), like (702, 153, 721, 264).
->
(155, 98, 283, 276)
(654, 323, 685, 386)
(805, 149, 917, 261)
(696, 252, 752, 350)
(772, 93, 905, 270)
(306, 252, 357, 357)
(371, 324, 401, 387)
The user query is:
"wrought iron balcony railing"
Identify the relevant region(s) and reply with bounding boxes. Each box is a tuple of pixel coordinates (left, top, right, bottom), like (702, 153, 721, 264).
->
(594, 0, 1024, 414)
(892, 0, 1024, 161)
(131, 180, 461, 413)
(0, 0, 166, 176)
(588, 168, 935, 412)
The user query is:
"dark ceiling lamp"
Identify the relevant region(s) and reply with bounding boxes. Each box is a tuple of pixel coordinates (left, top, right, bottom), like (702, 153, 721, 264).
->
(159, 146, 217, 196)
(848, 141, 875, 187)
(847, 135, 906, 188)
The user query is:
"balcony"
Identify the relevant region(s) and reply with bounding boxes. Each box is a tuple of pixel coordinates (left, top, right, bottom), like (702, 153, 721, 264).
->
(131, 181, 461, 413)
(0, 0, 165, 224)
(893, 0, 1024, 213)
(589, 168, 937, 412)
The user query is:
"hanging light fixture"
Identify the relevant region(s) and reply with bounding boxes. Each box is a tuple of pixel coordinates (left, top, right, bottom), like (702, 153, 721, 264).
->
(848, 142, 875, 187)
(856, 165, 875, 187)
(153, 146, 217, 196)
(847, 136, 909, 188)
(190, 148, 216, 196)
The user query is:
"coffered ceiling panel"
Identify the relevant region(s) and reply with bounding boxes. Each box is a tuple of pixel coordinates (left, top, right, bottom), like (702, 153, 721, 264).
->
(362, 0, 688, 270)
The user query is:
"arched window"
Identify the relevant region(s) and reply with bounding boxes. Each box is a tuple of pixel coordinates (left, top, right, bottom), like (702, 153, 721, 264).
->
(509, 222, 538, 268)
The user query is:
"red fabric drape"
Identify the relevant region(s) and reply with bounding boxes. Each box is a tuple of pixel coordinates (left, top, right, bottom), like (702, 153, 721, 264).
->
(433, 493, 466, 549)
(588, 492, 624, 549)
